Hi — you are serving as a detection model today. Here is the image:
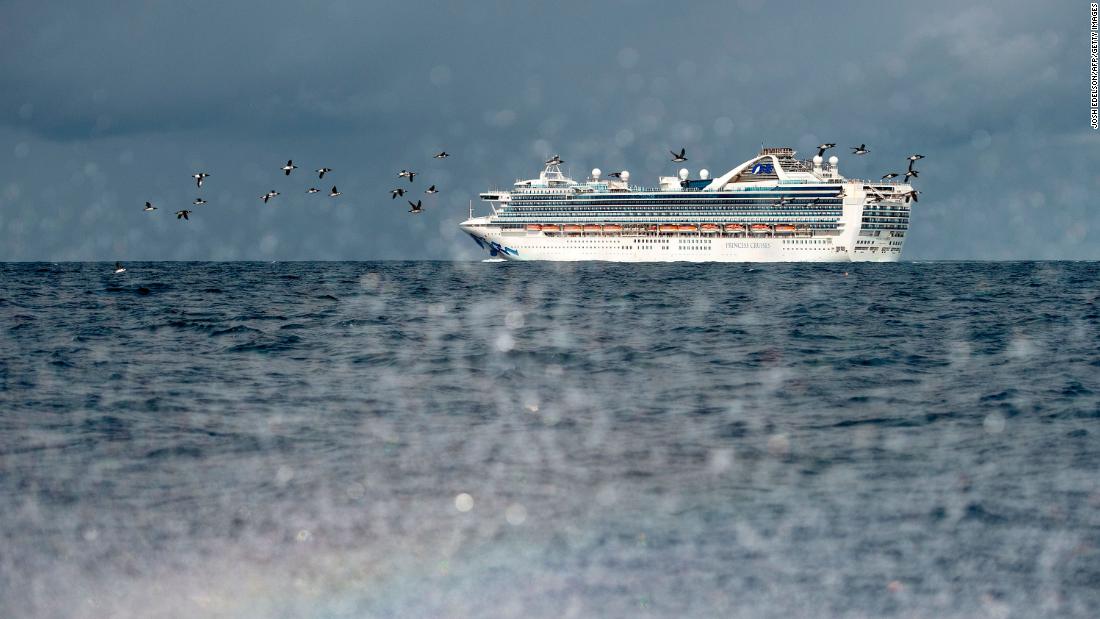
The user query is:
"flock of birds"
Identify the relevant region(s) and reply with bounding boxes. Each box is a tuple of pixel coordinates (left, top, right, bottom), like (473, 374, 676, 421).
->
(141, 151, 453, 221)
(820, 143, 924, 203)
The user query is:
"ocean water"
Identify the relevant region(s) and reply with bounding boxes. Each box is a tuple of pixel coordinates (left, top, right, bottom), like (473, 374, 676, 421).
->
(1, 261, 1098, 618)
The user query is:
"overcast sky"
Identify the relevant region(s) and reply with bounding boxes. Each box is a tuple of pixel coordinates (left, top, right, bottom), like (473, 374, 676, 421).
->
(0, 0, 1094, 260)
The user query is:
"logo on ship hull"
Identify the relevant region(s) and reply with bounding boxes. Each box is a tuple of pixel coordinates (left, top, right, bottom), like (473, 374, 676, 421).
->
(465, 232, 518, 257)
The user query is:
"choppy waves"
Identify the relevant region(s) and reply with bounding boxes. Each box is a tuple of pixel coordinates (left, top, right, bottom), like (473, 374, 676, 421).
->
(1, 261, 1099, 618)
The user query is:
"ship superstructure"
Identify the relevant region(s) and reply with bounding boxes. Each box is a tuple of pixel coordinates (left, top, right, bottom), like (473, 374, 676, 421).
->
(460, 147, 916, 262)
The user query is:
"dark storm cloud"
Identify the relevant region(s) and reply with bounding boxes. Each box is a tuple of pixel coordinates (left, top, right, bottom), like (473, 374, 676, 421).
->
(0, 0, 1094, 260)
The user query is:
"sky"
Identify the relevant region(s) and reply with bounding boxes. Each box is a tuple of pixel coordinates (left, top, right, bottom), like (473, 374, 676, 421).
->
(0, 0, 1095, 260)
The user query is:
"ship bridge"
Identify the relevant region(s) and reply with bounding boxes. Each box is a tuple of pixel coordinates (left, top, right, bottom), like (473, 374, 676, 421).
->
(704, 147, 843, 189)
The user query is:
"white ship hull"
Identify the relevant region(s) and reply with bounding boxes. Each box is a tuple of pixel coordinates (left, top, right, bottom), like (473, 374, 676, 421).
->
(461, 216, 904, 263)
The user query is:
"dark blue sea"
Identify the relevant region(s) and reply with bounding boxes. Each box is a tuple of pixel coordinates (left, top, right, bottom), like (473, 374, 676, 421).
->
(2, 261, 1098, 618)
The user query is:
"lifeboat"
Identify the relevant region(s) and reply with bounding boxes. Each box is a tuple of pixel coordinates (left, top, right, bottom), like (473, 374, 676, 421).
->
(583, 224, 602, 233)
(525, 224, 543, 232)
(541, 224, 560, 233)
(603, 224, 623, 233)
(647, 225, 659, 232)
(700, 224, 720, 233)
(563, 224, 583, 233)
(678, 224, 697, 232)
(658, 224, 679, 233)
(724, 224, 745, 232)
(750, 224, 772, 233)
(774, 224, 796, 233)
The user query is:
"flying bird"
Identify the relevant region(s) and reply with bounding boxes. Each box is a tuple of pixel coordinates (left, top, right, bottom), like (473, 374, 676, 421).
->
(398, 170, 417, 182)
(307, 187, 321, 194)
(670, 148, 687, 162)
(817, 143, 837, 157)
(114, 262, 126, 274)
(425, 185, 438, 194)
(545, 155, 563, 166)
(281, 160, 298, 175)
(317, 167, 333, 179)
(261, 190, 279, 203)
(434, 151, 450, 159)
(408, 200, 423, 213)
(144, 201, 157, 212)
(903, 189, 921, 203)
(175, 210, 191, 220)
(881, 172, 900, 181)
(193, 198, 207, 206)
(907, 154, 925, 162)
(390, 188, 406, 199)
(606, 171, 622, 179)
(850, 144, 870, 155)
(192, 172, 210, 188)
(329, 186, 341, 197)
(903, 169, 920, 182)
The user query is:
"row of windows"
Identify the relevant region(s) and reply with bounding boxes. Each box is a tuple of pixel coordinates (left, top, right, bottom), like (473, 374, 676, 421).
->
(503, 208, 844, 216)
(511, 200, 843, 207)
(861, 218, 911, 224)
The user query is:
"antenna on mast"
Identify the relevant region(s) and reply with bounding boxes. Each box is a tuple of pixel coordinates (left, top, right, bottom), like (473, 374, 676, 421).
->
(469, 199, 473, 219)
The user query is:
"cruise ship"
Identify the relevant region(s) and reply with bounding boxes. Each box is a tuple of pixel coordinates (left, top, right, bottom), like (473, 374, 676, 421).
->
(459, 147, 917, 262)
